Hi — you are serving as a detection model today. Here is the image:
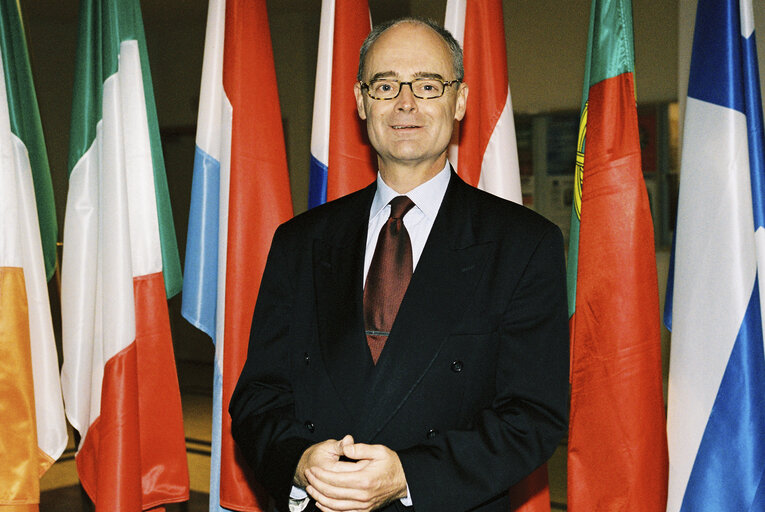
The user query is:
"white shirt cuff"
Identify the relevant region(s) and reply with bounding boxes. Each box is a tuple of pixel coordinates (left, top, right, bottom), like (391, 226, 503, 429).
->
(400, 484, 413, 506)
(289, 486, 309, 512)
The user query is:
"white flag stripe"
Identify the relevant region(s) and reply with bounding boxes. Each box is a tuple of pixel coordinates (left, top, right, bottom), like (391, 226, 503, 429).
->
(444, 0, 466, 45)
(61, 132, 100, 437)
(16, 133, 67, 460)
(0, 48, 19, 267)
(196, 0, 225, 158)
(62, 40, 164, 442)
(476, 93, 522, 203)
(666, 97, 754, 511)
(120, 40, 162, 277)
(310, 0, 334, 163)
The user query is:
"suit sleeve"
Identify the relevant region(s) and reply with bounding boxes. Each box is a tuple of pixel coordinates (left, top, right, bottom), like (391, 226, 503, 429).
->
(397, 224, 569, 511)
(229, 224, 314, 508)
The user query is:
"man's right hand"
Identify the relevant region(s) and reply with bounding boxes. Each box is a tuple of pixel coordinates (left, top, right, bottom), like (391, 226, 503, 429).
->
(294, 435, 355, 488)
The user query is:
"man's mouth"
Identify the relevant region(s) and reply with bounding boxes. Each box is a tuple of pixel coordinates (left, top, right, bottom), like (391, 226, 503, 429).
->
(391, 125, 419, 130)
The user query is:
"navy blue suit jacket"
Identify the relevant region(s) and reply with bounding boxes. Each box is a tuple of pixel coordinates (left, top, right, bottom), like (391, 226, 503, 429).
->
(230, 171, 569, 512)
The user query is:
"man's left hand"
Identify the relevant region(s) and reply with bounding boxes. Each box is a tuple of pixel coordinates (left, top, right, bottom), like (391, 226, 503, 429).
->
(304, 442, 408, 512)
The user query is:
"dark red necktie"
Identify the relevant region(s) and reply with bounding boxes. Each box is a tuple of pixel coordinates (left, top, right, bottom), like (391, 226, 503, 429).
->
(363, 196, 416, 364)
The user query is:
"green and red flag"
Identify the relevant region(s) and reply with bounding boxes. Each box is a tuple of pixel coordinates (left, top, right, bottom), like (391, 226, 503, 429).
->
(566, 0, 668, 510)
(60, 0, 189, 509)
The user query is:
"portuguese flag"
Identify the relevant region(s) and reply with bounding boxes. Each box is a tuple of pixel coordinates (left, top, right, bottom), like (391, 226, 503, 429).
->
(566, 0, 668, 510)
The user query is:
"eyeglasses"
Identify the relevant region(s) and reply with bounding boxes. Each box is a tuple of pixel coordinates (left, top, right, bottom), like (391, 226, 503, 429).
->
(359, 78, 461, 100)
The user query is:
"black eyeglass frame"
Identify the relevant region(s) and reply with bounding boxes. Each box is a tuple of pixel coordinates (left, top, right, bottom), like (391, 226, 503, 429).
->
(359, 78, 461, 100)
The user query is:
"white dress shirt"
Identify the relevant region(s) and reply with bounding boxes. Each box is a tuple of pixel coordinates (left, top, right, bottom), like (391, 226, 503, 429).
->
(289, 163, 452, 511)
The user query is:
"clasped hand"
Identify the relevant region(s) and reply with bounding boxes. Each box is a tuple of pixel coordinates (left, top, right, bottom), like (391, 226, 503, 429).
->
(294, 435, 408, 512)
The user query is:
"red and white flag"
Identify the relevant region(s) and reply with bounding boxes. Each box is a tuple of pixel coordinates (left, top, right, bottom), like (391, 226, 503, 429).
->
(445, 0, 522, 204)
(308, 0, 375, 208)
(445, 1, 546, 511)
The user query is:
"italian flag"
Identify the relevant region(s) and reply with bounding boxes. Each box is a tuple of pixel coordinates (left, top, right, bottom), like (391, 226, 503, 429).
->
(60, 0, 189, 509)
(0, 0, 67, 508)
(566, 0, 668, 510)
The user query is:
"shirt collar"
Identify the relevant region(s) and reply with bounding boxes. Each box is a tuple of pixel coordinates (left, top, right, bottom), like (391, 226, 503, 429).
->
(370, 161, 451, 221)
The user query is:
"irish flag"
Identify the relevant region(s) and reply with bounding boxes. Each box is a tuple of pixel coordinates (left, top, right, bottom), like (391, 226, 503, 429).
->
(60, 0, 189, 509)
(0, 0, 67, 507)
(566, 0, 667, 510)
(181, 0, 293, 510)
(308, 0, 374, 208)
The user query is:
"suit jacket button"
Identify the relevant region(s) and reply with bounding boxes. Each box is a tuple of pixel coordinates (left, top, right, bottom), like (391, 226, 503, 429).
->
(451, 360, 463, 373)
(304, 352, 310, 365)
(426, 429, 438, 439)
(305, 421, 315, 433)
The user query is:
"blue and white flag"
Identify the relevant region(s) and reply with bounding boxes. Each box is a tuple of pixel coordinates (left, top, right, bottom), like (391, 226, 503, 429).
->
(665, 0, 765, 510)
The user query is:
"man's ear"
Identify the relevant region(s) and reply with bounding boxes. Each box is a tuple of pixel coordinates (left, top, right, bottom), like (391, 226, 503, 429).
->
(454, 82, 468, 121)
(354, 82, 367, 120)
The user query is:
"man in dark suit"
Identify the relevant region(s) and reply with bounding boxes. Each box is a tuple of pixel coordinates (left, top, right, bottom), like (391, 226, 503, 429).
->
(230, 17, 568, 512)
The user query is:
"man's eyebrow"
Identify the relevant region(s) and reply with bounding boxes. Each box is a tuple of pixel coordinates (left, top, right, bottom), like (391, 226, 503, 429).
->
(368, 71, 399, 81)
(367, 71, 446, 81)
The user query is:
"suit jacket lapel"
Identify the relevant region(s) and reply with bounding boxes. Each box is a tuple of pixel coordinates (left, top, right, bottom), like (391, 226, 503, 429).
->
(356, 172, 493, 440)
(313, 184, 376, 416)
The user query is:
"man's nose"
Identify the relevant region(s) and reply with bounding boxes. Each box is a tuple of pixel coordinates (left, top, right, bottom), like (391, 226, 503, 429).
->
(395, 83, 417, 111)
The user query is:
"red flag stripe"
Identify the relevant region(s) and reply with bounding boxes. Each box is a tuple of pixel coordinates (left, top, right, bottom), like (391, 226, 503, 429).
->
(327, 0, 375, 200)
(220, 0, 294, 509)
(568, 73, 667, 510)
(458, 0, 510, 188)
(77, 272, 188, 510)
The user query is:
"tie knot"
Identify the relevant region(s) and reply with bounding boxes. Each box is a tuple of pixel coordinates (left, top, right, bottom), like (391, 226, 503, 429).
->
(389, 196, 415, 220)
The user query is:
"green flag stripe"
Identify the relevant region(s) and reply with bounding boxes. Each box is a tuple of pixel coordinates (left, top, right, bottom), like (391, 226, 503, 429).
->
(69, 0, 181, 297)
(0, 0, 58, 280)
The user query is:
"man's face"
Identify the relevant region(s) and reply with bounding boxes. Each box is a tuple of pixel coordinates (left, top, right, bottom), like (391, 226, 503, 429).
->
(354, 23, 468, 171)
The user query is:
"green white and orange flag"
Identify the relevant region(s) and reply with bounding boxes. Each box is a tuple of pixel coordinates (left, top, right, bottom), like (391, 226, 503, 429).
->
(0, 0, 67, 508)
(60, 0, 189, 509)
(566, 0, 668, 510)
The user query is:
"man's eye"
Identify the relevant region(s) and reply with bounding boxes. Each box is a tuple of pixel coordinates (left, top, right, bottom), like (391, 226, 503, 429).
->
(380, 84, 392, 91)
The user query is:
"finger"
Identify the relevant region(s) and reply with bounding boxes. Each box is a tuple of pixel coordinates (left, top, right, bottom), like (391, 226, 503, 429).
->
(306, 469, 368, 499)
(342, 442, 384, 461)
(307, 484, 369, 511)
(309, 464, 373, 488)
(310, 459, 363, 475)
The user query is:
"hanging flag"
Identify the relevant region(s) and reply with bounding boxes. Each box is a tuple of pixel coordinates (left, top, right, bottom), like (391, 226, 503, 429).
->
(181, 0, 293, 510)
(566, 0, 668, 510)
(445, 0, 522, 204)
(444, 3, 542, 510)
(665, 0, 765, 509)
(60, 0, 189, 509)
(0, 0, 67, 506)
(308, 0, 374, 208)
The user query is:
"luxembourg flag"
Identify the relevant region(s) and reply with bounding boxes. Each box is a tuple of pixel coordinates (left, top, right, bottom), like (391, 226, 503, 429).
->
(60, 0, 189, 509)
(665, 0, 765, 510)
(444, 0, 522, 204)
(0, 0, 67, 506)
(308, 0, 374, 208)
(181, 0, 293, 510)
